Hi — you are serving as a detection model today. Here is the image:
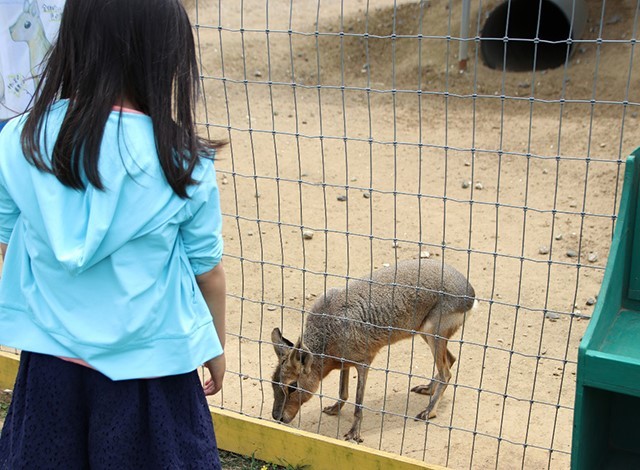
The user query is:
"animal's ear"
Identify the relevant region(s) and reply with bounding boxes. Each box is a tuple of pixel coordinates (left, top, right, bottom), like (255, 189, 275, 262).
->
(293, 339, 314, 374)
(27, 0, 37, 16)
(271, 328, 294, 358)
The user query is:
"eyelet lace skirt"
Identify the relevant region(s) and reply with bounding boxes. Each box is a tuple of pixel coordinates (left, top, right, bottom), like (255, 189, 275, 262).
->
(0, 351, 221, 469)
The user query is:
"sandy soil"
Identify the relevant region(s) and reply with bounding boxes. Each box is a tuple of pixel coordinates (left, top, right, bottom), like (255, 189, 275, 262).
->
(190, 0, 640, 468)
(1, 1, 638, 469)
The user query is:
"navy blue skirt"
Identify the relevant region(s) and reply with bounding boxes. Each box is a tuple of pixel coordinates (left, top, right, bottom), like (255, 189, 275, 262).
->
(0, 351, 221, 469)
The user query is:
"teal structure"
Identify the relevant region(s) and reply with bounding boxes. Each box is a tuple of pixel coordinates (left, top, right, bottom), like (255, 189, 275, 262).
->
(572, 148, 640, 469)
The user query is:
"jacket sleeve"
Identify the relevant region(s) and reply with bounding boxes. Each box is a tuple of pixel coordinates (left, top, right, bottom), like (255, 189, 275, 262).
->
(0, 129, 20, 244)
(179, 160, 224, 275)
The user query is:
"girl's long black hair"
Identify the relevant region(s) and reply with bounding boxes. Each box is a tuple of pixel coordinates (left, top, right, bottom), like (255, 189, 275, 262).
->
(20, 0, 222, 198)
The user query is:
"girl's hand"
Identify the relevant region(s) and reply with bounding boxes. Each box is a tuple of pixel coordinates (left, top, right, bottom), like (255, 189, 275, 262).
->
(203, 353, 226, 395)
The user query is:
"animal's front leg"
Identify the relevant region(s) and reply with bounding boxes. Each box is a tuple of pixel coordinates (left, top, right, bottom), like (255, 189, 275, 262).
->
(344, 363, 369, 443)
(323, 365, 349, 415)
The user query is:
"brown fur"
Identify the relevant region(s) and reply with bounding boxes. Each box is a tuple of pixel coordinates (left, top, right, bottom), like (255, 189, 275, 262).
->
(271, 258, 477, 442)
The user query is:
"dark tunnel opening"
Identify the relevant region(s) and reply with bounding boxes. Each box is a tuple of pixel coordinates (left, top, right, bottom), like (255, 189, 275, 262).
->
(480, 0, 578, 72)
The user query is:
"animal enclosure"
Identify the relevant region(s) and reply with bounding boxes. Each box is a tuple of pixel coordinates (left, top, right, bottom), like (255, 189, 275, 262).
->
(189, 0, 639, 468)
(1, 0, 638, 469)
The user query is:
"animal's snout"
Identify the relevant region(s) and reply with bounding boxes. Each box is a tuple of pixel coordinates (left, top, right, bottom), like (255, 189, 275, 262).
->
(272, 409, 293, 423)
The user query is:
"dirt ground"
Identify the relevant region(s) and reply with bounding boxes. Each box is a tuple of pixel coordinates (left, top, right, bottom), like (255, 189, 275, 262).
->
(189, 0, 640, 469)
(1, 1, 637, 469)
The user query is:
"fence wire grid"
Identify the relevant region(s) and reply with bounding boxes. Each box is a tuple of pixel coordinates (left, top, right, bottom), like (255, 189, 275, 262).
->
(4, 0, 639, 469)
(189, 0, 639, 468)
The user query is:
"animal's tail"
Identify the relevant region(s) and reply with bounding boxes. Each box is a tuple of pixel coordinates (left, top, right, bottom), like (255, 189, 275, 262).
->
(468, 298, 479, 314)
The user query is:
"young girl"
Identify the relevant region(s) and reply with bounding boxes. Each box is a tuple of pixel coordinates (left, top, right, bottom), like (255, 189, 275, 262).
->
(0, 0, 226, 468)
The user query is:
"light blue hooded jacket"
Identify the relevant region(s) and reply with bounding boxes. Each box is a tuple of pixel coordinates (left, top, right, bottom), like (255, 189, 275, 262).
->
(0, 100, 224, 380)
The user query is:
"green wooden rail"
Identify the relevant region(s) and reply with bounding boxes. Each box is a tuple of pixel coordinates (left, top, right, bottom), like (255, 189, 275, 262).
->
(572, 148, 640, 469)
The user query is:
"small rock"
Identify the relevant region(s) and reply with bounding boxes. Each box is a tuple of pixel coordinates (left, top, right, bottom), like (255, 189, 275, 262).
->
(545, 312, 561, 321)
(273, 111, 279, 116)
(350, 177, 357, 182)
(247, 231, 254, 236)
(302, 230, 314, 240)
(382, 263, 390, 268)
(420, 250, 430, 259)
(464, 161, 471, 167)
(588, 252, 599, 263)
(586, 297, 596, 306)
(462, 180, 471, 189)
(255, 192, 261, 198)
(543, 169, 548, 174)
(566, 250, 578, 258)
(600, 143, 606, 148)
(362, 191, 370, 199)
(474, 182, 484, 190)
(392, 241, 400, 249)
(267, 305, 277, 311)
(289, 296, 296, 301)
(221, 175, 228, 185)
(539, 246, 550, 255)
(555, 233, 563, 241)
(254, 70, 263, 77)
(518, 82, 529, 88)
(606, 14, 622, 25)
(337, 195, 347, 202)
(302, 120, 308, 125)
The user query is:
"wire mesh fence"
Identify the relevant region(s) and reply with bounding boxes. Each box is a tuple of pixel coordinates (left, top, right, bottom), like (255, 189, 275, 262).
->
(1, 0, 637, 469)
(190, 0, 640, 468)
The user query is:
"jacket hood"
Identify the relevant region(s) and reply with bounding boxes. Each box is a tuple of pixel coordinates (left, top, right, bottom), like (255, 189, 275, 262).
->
(1, 101, 192, 276)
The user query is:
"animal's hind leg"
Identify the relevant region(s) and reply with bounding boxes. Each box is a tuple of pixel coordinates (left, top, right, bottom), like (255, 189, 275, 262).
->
(411, 334, 455, 396)
(323, 365, 349, 415)
(414, 335, 452, 421)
